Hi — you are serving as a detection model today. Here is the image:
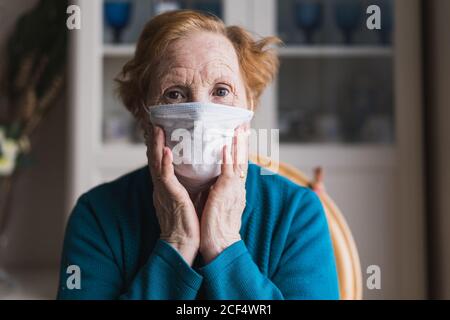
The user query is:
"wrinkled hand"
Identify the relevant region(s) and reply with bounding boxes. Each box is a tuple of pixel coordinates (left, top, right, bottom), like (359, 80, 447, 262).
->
(146, 124, 200, 266)
(199, 127, 248, 264)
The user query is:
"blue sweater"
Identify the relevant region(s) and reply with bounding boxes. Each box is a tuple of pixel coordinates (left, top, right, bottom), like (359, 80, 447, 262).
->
(57, 162, 339, 300)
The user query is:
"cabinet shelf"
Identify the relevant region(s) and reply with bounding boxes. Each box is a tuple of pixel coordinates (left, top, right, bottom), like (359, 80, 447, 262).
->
(102, 44, 393, 59)
(103, 44, 136, 57)
(278, 45, 393, 58)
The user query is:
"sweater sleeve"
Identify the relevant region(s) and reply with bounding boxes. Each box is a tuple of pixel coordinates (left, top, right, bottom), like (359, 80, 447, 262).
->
(197, 189, 340, 300)
(57, 196, 203, 300)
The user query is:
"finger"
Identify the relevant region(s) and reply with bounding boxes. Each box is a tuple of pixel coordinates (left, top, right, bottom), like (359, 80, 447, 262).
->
(234, 126, 248, 172)
(151, 126, 164, 173)
(234, 126, 250, 182)
(160, 147, 189, 195)
(161, 147, 175, 179)
(237, 126, 249, 168)
(221, 144, 233, 178)
(232, 129, 238, 171)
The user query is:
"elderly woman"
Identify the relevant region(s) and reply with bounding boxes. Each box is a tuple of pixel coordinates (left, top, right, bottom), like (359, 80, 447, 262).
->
(57, 10, 339, 300)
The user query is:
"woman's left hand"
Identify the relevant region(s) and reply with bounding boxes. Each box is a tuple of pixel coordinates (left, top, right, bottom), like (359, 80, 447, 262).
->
(199, 127, 248, 264)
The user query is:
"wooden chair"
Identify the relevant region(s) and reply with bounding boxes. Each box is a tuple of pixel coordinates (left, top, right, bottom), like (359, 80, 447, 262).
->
(250, 155, 363, 300)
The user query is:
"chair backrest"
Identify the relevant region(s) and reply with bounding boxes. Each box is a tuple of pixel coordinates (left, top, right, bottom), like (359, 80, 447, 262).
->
(250, 155, 363, 300)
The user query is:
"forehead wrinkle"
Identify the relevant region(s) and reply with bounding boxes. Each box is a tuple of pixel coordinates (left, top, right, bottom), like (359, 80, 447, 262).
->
(159, 66, 195, 87)
(200, 61, 238, 83)
(160, 60, 238, 89)
(166, 34, 238, 69)
(156, 32, 244, 93)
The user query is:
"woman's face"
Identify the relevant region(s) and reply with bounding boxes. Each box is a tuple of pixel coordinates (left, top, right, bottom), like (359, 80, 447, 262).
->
(150, 31, 250, 109)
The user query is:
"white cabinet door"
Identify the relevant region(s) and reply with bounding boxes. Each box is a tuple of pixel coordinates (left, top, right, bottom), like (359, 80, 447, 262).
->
(247, 0, 425, 299)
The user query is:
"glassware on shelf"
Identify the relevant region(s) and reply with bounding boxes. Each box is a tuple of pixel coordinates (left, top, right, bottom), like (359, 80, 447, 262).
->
(277, 1, 293, 44)
(360, 113, 393, 143)
(103, 110, 133, 144)
(360, 78, 394, 143)
(153, 0, 181, 16)
(314, 111, 343, 143)
(131, 121, 145, 144)
(377, 0, 394, 45)
(293, 0, 324, 44)
(279, 104, 317, 143)
(334, 0, 362, 45)
(338, 76, 376, 143)
(279, 108, 301, 141)
(192, 1, 222, 18)
(104, 0, 133, 44)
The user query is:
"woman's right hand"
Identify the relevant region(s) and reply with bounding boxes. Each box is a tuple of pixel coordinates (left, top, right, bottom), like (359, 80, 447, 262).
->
(146, 124, 200, 266)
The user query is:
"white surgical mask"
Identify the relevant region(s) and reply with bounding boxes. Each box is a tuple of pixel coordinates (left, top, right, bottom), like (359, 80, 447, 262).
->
(146, 102, 254, 193)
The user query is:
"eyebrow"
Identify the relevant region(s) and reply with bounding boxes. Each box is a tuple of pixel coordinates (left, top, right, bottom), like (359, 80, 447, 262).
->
(159, 72, 237, 90)
(208, 75, 236, 85)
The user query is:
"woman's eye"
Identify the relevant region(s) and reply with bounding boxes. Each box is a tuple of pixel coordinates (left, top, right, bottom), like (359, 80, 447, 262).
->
(214, 87, 230, 97)
(164, 90, 184, 101)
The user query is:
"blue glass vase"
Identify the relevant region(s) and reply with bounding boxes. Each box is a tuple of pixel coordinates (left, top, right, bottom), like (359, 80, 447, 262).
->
(334, 1, 362, 45)
(104, 0, 132, 44)
(294, 1, 324, 44)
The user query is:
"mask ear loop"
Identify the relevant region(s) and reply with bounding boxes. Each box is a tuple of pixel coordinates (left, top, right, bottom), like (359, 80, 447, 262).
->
(142, 102, 152, 116)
